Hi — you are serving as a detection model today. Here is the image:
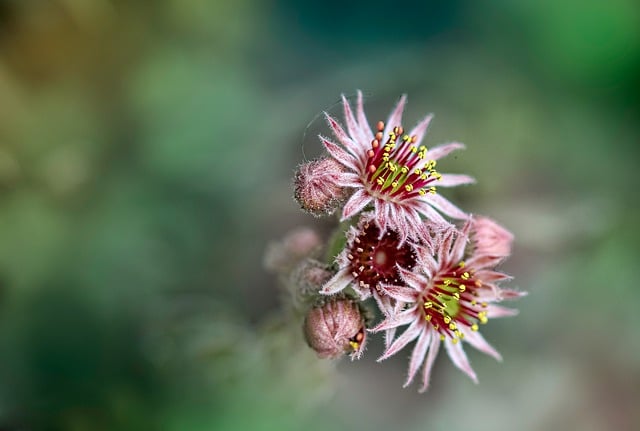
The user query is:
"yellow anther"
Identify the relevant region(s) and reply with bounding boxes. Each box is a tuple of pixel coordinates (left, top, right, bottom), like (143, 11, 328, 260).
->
(461, 272, 470, 280)
(405, 184, 414, 192)
(471, 324, 479, 332)
(411, 146, 418, 153)
(377, 177, 384, 185)
(425, 315, 432, 321)
(424, 301, 433, 309)
(349, 341, 359, 350)
(481, 302, 488, 308)
(414, 168, 422, 175)
(433, 172, 442, 181)
(453, 292, 460, 300)
(449, 322, 457, 330)
(401, 166, 409, 173)
(419, 145, 427, 152)
(403, 135, 410, 141)
(455, 330, 463, 338)
(452, 338, 459, 344)
(459, 284, 466, 292)
(419, 189, 426, 196)
(429, 187, 437, 194)
(391, 181, 398, 188)
(420, 173, 428, 180)
(439, 334, 445, 341)
(444, 316, 451, 324)
(471, 300, 477, 306)
(459, 261, 465, 268)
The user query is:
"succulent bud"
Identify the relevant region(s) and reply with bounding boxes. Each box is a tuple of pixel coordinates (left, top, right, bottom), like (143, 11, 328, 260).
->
(289, 259, 333, 308)
(303, 296, 367, 360)
(293, 158, 349, 217)
(471, 216, 513, 258)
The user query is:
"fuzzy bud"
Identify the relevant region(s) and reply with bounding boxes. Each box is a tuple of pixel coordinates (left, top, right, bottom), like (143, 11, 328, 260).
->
(303, 297, 367, 360)
(289, 259, 333, 308)
(293, 158, 349, 217)
(471, 216, 513, 258)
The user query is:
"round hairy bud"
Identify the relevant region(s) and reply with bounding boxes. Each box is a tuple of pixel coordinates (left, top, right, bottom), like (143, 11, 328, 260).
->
(293, 158, 349, 217)
(471, 216, 513, 258)
(303, 296, 367, 360)
(289, 259, 333, 308)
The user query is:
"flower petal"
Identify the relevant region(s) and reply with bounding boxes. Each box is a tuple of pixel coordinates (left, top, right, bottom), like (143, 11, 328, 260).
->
(356, 90, 374, 141)
(378, 318, 422, 361)
(408, 114, 433, 147)
(320, 136, 359, 172)
(486, 304, 519, 318)
(379, 283, 418, 303)
(341, 189, 372, 220)
(382, 94, 407, 140)
(342, 94, 368, 148)
(404, 328, 431, 388)
(371, 308, 417, 332)
(425, 193, 469, 220)
(419, 332, 441, 392)
(444, 339, 478, 384)
(436, 174, 476, 187)
(334, 172, 362, 188)
(319, 269, 352, 295)
(428, 142, 465, 161)
(460, 327, 502, 362)
(324, 113, 359, 154)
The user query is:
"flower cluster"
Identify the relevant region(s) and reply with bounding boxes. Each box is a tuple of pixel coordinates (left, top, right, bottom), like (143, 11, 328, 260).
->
(280, 91, 524, 392)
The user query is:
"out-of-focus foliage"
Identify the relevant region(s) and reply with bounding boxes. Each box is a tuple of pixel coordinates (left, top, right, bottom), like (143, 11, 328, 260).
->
(0, 0, 638, 430)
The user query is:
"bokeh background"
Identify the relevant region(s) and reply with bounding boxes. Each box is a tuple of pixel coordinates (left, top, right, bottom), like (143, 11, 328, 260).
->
(0, 1, 639, 430)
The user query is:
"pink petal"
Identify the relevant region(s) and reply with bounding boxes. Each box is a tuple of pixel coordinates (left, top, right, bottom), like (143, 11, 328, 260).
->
(334, 172, 362, 188)
(475, 270, 513, 283)
(382, 94, 407, 141)
(319, 269, 353, 295)
(378, 318, 422, 361)
(341, 189, 372, 220)
(436, 174, 476, 187)
(444, 339, 478, 384)
(449, 223, 470, 263)
(324, 113, 358, 154)
(356, 90, 374, 141)
(379, 283, 418, 303)
(404, 328, 431, 388)
(341, 95, 368, 148)
(500, 289, 528, 300)
(374, 199, 390, 235)
(413, 200, 449, 225)
(427, 142, 465, 161)
(320, 136, 359, 172)
(425, 193, 469, 220)
(397, 266, 428, 292)
(419, 331, 441, 393)
(371, 308, 417, 332)
(486, 304, 519, 318)
(461, 327, 502, 362)
(408, 114, 433, 147)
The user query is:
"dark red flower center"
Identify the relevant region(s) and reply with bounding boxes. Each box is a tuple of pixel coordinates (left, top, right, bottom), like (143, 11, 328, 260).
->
(347, 221, 416, 293)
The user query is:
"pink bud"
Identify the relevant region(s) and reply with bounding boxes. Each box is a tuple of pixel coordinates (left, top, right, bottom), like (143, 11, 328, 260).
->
(471, 216, 513, 258)
(303, 297, 367, 360)
(293, 158, 349, 217)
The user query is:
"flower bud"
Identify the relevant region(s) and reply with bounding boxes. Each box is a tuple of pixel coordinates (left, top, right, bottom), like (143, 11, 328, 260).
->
(289, 259, 333, 307)
(303, 297, 367, 360)
(471, 216, 513, 258)
(293, 158, 349, 217)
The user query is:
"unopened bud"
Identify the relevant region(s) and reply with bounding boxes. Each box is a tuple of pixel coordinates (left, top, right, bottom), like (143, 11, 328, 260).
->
(293, 158, 349, 217)
(471, 216, 513, 258)
(290, 259, 333, 307)
(303, 296, 367, 360)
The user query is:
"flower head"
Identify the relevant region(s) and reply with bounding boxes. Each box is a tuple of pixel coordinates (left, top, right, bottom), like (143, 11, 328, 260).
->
(294, 157, 350, 217)
(303, 296, 367, 360)
(373, 219, 526, 392)
(321, 91, 475, 243)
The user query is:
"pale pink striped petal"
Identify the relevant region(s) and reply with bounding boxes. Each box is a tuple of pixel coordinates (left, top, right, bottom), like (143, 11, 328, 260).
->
(356, 90, 374, 141)
(324, 113, 359, 155)
(436, 174, 476, 187)
(379, 283, 418, 303)
(374, 199, 390, 235)
(499, 289, 528, 300)
(397, 266, 428, 291)
(419, 332, 441, 392)
(413, 200, 449, 225)
(341, 95, 368, 147)
(341, 189, 372, 220)
(408, 114, 433, 146)
(475, 270, 513, 283)
(334, 172, 362, 188)
(450, 223, 470, 263)
(404, 328, 431, 388)
(460, 327, 502, 361)
(319, 269, 352, 295)
(427, 142, 465, 161)
(444, 339, 478, 383)
(486, 304, 519, 318)
(371, 308, 417, 332)
(425, 193, 469, 220)
(378, 318, 422, 361)
(382, 94, 407, 140)
(320, 136, 359, 172)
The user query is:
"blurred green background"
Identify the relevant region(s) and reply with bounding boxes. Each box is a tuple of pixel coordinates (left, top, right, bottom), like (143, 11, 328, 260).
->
(0, 0, 639, 430)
